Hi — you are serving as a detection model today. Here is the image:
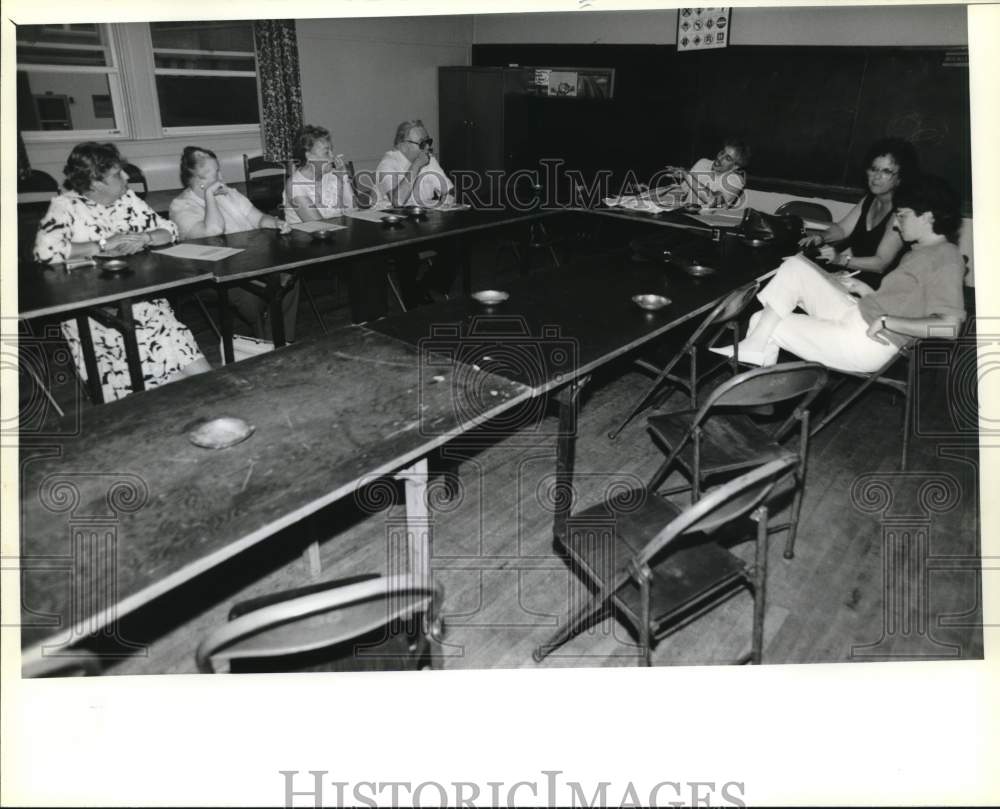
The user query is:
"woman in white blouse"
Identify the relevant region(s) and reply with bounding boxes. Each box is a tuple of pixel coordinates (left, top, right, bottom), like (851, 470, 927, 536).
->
(34, 141, 210, 402)
(170, 146, 299, 342)
(283, 125, 360, 223)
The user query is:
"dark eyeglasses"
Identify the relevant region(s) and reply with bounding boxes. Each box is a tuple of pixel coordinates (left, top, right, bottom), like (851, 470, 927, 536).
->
(405, 137, 433, 150)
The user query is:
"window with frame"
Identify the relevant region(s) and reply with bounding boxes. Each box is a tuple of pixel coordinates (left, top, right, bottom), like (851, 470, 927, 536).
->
(150, 21, 261, 131)
(16, 23, 127, 137)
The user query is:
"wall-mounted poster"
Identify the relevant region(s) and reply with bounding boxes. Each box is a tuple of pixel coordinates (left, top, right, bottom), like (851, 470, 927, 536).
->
(677, 7, 732, 52)
(527, 67, 615, 99)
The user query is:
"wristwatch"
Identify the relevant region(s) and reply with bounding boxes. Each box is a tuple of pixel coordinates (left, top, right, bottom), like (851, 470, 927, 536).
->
(98, 236, 108, 253)
(879, 315, 888, 332)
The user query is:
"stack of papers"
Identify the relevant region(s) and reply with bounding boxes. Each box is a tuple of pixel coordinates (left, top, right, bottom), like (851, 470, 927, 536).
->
(153, 244, 244, 261)
(602, 193, 683, 214)
(289, 221, 347, 233)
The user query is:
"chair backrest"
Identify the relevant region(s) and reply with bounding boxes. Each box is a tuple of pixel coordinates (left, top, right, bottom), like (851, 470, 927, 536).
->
(122, 162, 148, 198)
(18, 168, 58, 194)
(695, 281, 759, 334)
(775, 200, 833, 223)
(703, 361, 828, 410)
(243, 153, 288, 214)
(195, 574, 441, 673)
(637, 455, 797, 567)
(243, 153, 287, 182)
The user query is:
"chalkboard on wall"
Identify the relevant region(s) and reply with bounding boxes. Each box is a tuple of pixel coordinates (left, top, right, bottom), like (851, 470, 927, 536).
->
(472, 44, 973, 209)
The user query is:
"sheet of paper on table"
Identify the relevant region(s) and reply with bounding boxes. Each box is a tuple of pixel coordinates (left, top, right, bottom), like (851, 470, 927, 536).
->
(602, 193, 682, 214)
(685, 209, 745, 227)
(344, 209, 396, 223)
(153, 244, 245, 261)
(289, 220, 348, 233)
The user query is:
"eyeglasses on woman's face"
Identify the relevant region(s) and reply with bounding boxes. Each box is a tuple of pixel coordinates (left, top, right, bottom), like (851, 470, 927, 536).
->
(405, 136, 433, 150)
(867, 164, 899, 179)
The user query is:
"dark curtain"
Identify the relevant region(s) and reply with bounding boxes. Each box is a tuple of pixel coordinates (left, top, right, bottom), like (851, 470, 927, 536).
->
(252, 20, 304, 161)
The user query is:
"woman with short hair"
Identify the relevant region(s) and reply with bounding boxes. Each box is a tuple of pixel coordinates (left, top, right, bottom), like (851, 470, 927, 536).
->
(170, 146, 298, 342)
(33, 141, 210, 401)
(283, 125, 359, 223)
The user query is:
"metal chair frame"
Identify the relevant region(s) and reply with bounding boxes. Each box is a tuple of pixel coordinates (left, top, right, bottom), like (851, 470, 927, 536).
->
(534, 455, 798, 665)
(609, 281, 760, 440)
(647, 361, 829, 559)
(196, 574, 444, 673)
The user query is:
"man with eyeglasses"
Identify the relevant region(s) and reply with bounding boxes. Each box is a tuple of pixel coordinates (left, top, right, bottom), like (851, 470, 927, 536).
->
(374, 119, 457, 305)
(374, 119, 454, 210)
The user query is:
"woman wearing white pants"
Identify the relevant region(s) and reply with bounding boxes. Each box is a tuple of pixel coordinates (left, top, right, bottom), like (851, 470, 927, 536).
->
(714, 175, 966, 374)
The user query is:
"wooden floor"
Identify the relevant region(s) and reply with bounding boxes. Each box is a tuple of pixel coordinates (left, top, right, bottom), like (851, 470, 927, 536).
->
(17, 224, 984, 673)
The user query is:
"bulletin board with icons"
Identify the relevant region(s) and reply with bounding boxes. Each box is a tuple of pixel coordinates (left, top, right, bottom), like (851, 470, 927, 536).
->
(677, 8, 731, 52)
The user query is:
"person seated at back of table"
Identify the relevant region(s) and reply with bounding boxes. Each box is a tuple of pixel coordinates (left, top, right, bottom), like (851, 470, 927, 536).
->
(658, 138, 751, 209)
(33, 141, 211, 402)
(284, 125, 364, 223)
(169, 145, 300, 343)
(798, 137, 918, 283)
(373, 119, 457, 306)
(711, 174, 965, 374)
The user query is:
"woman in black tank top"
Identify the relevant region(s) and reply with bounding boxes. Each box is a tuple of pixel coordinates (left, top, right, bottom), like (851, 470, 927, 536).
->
(799, 138, 919, 280)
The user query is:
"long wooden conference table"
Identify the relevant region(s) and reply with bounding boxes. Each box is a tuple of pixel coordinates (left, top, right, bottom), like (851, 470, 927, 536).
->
(16, 204, 786, 673)
(19, 206, 550, 402)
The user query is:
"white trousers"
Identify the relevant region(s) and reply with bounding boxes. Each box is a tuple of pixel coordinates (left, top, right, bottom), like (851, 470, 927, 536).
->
(755, 255, 899, 374)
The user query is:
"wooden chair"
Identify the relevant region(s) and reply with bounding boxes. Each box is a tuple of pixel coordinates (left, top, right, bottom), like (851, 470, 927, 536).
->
(647, 361, 829, 559)
(242, 153, 288, 215)
(196, 574, 444, 673)
(534, 455, 798, 665)
(122, 162, 148, 198)
(774, 200, 833, 223)
(608, 281, 760, 439)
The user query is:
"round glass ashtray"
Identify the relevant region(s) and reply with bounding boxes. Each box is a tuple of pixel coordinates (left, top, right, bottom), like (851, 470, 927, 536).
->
(632, 294, 671, 311)
(97, 258, 130, 273)
(471, 290, 509, 305)
(741, 236, 769, 248)
(311, 228, 337, 242)
(381, 214, 403, 226)
(684, 262, 716, 277)
(187, 417, 255, 449)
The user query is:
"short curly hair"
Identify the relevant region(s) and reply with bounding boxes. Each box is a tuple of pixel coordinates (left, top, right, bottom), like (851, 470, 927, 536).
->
(291, 125, 332, 168)
(62, 141, 124, 193)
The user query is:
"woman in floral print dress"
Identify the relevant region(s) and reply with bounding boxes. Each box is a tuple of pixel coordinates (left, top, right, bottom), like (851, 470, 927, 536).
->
(34, 142, 212, 401)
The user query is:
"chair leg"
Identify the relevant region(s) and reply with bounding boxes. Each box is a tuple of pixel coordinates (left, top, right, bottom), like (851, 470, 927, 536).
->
(23, 361, 65, 419)
(902, 352, 916, 471)
(784, 419, 810, 560)
(299, 277, 328, 335)
(533, 593, 606, 662)
(640, 572, 653, 667)
(386, 271, 408, 313)
(751, 506, 769, 665)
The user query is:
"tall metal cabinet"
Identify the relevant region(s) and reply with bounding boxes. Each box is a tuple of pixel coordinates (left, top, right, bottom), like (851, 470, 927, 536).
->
(437, 66, 531, 175)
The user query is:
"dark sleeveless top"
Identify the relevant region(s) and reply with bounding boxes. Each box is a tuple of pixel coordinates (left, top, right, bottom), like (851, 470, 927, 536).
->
(847, 193, 893, 257)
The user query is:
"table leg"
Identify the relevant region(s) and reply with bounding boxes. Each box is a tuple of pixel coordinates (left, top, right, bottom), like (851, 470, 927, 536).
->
(519, 221, 533, 277)
(458, 236, 471, 294)
(552, 377, 590, 543)
(264, 275, 286, 347)
(117, 300, 145, 395)
(75, 313, 104, 405)
(218, 286, 234, 364)
(396, 458, 432, 588)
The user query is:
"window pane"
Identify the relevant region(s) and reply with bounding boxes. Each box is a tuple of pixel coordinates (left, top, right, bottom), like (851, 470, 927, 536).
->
(17, 70, 118, 131)
(16, 24, 111, 67)
(149, 21, 254, 53)
(155, 75, 259, 127)
(153, 52, 255, 72)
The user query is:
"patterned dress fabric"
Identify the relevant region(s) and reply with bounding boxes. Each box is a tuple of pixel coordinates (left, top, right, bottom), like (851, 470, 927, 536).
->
(33, 190, 205, 401)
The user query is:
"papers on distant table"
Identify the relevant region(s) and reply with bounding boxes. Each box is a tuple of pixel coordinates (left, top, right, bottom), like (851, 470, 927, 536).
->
(289, 221, 348, 233)
(153, 244, 245, 261)
(344, 209, 395, 223)
(685, 209, 745, 227)
(602, 192, 684, 214)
